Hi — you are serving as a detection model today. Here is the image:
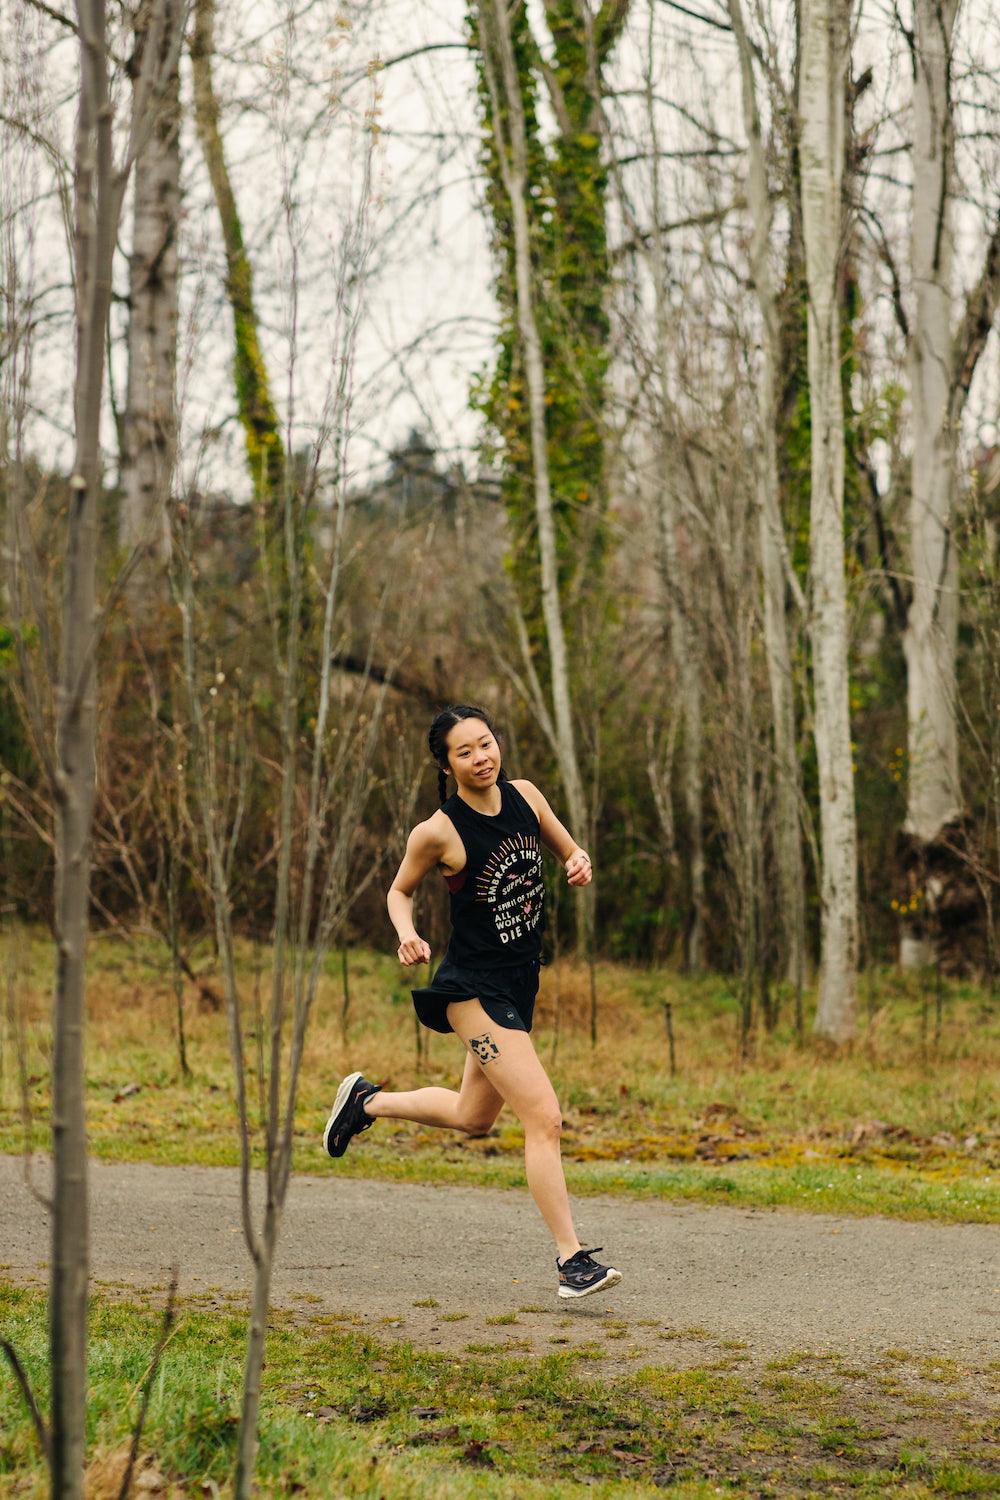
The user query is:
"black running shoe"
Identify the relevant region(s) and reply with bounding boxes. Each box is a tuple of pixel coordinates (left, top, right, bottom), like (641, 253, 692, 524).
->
(556, 1246, 622, 1300)
(323, 1071, 379, 1158)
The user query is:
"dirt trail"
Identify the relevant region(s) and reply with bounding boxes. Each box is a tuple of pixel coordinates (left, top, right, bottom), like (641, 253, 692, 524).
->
(2, 1154, 996, 1365)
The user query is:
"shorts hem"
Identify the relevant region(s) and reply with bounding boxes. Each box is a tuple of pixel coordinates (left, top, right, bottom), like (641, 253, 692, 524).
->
(411, 981, 536, 1037)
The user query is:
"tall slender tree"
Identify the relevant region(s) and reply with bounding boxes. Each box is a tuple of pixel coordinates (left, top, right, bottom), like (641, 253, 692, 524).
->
(120, 0, 182, 590)
(190, 0, 284, 507)
(799, 0, 859, 1041)
(50, 3, 183, 1489)
(727, 0, 808, 997)
(900, 0, 1000, 967)
(640, 34, 706, 971)
(476, 0, 588, 851)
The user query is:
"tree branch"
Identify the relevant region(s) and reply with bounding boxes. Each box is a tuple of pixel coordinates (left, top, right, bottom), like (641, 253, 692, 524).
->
(25, 0, 78, 36)
(339, 41, 472, 97)
(859, 205, 909, 341)
(116, 1268, 179, 1500)
(951, 204, 1000, 413)
(655, 0, 732, 31)
(596, 0, 634, 58)
(1, 1340, 50, 1462)
(329, 652, 441, 708)
(610, 198, 750, 263)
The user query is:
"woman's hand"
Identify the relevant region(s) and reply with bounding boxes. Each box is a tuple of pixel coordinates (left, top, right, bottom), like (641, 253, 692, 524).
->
(565, 848, 592, 887)
(397, 934, 432, 966)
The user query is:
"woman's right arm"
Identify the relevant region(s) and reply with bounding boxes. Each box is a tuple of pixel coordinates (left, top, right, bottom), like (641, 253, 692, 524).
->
(387, 819, 444, 966)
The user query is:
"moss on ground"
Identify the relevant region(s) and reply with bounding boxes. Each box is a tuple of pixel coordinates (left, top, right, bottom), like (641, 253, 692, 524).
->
(2, 931, 998, 1223)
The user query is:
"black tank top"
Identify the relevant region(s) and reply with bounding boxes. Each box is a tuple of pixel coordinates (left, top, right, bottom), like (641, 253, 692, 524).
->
(440, 778, 545, 969)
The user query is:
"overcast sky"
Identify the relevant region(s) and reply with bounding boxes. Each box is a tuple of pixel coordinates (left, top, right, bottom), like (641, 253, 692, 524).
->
(2, 0, 998, 505)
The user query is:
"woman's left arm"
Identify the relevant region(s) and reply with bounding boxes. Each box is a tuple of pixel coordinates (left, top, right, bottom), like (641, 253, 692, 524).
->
(511, 779, 592, 887)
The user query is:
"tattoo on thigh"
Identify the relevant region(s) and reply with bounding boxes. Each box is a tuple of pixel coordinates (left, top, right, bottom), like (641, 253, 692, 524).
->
(469, 1031, 500, 1065)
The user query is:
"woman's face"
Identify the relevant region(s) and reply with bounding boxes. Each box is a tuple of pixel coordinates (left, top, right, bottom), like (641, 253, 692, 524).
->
(445, 717, 501, 791)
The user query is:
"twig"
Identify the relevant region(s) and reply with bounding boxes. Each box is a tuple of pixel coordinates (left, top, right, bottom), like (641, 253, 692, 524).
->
(3, 944, 51, 1211)
(0, 1339, 50, 1462)
(116, 1266, 180, 1500)
(663, 1000, 677, 1075)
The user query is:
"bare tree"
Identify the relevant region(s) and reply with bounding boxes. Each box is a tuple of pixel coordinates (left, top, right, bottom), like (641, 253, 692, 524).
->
(799, 0, 859, 1041)
(176, 57, 384, 1492)
(475, 0, 591, 947)
(900, 0, 1000, 968)
(59, 3, 184, 1489)
(727, 0, 808, 999)
(0, 2, 186, 1491)
(190, 0, 284, 507)
(624, 1, 708, 973)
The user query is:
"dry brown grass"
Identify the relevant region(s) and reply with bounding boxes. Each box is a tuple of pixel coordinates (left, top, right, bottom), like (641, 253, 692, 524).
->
(2, 929, 998, 1220)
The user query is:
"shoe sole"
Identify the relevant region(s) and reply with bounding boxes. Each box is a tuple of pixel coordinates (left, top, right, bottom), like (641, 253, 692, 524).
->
(323, 1070, 364, 1158)
(558, 1268, 622, 1299)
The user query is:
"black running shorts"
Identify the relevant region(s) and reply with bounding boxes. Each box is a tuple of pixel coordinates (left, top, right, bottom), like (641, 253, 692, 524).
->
(411, 954, 540, 1036)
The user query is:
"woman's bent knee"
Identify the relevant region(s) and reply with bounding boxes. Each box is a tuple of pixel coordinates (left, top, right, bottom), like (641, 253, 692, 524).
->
(526, 1107, 562, 1142)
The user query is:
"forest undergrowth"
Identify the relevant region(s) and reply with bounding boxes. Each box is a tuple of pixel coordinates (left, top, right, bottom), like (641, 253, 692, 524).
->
(1, 931, 997, 1223)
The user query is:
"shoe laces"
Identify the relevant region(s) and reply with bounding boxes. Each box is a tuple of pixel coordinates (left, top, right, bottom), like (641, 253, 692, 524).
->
(564, 1246, 603, 1268)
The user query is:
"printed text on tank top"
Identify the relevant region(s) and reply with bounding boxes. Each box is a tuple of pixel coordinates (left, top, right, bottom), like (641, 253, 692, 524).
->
(438, 779, 545, 966)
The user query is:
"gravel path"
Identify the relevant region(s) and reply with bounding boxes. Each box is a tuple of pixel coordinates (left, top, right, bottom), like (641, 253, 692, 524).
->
(2, 1154, 996, 1365)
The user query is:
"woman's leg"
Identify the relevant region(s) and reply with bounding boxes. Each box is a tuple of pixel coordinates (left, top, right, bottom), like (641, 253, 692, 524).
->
(444, 1000, 581, 1261)
(364, 1049, 504, 1135)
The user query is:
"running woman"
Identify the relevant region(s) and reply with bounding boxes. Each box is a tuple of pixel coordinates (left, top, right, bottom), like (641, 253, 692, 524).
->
(323, 703, 622, 1301)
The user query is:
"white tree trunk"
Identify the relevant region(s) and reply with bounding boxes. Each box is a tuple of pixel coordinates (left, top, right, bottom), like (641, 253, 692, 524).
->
(799, 0, 859, 1042)
(901, 0, 961, 968)
(640, 24, 706, 971)
(728, 0, 808, 995)
(120, 0, 181, 581)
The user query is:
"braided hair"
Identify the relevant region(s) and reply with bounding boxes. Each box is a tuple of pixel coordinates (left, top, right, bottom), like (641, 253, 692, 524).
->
(428, 703, 506, 805)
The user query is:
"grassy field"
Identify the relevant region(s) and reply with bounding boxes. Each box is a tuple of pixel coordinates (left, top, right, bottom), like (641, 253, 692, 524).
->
(1, 929, 998, 1222)
(1, 1280, 998, 1498)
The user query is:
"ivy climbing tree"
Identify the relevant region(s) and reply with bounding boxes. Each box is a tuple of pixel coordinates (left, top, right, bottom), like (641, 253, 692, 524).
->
(469, 0, 632, 642)
(191, 0, 285, 509)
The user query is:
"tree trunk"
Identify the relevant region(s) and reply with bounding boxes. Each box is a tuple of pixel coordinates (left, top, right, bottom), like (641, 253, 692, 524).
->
(654, 479, 704, 971)
(49, 5, 182, 1484)
(233, 1216, 277, 1499)
(641, 27, 705, 972)
(50, 3, 120, 1489)
(120, 0, 182, 587)
(468, 0, 631, 639)
(478, 0, 588, 843)
(728, 0, 808, 996)
(900, 0, 961, 969)
(190, 0, 285, 506)
(799, 0, 859, 1043)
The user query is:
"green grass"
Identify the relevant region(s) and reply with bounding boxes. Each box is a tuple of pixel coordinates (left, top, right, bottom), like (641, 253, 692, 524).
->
(1, 1282, 997, 1498)
(2, 929, 998, 1222)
